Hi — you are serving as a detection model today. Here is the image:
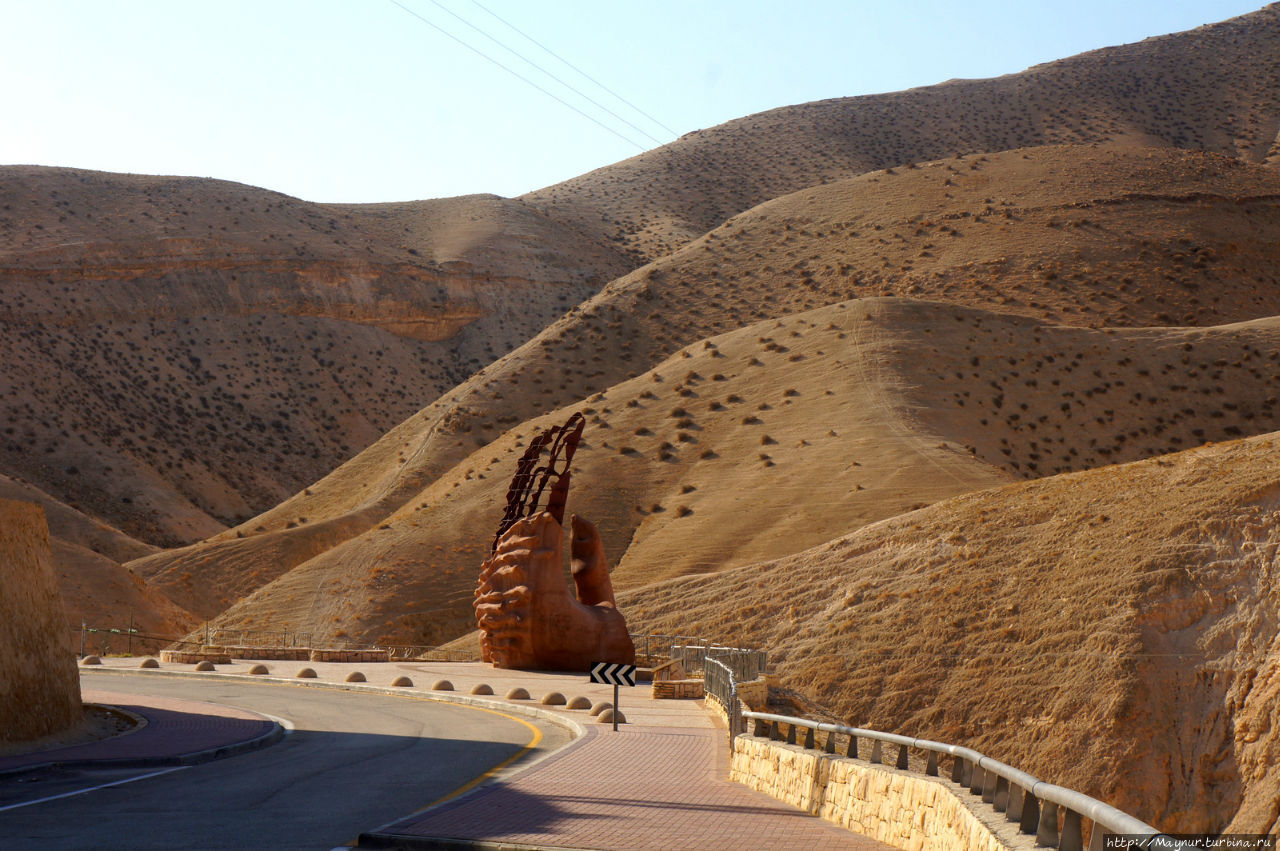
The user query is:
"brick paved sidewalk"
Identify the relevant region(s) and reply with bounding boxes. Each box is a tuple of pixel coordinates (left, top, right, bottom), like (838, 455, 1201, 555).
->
(0, 689, 280, 774)
(362, 723, 886, 850)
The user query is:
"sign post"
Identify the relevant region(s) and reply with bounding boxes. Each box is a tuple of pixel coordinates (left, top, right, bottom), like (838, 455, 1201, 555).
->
(589, 661, 637, 731)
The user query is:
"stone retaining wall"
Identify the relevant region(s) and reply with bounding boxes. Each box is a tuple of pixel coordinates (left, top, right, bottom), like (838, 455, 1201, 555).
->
(661, 674, 769, 706)
(309, 648, 391, 663)
(730, 736, 1008, 851)
(736, 678, 768, 709)
(160, 649, 232, 664)
(651, 678, 704, 699)
(225, 646, 310, 661)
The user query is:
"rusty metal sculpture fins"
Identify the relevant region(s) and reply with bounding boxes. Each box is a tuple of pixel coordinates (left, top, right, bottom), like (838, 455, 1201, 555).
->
(475, 412, 634, 671)
(490, 411, 585, 554)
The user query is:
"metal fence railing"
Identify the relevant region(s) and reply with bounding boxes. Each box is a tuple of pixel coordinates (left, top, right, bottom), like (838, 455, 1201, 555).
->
(627, 632, 769, 676)
(704, 657, 743, 741)
(739, 710, 1196, 851)
(209, 629, 312, 648)
(628, 633, 707, 662)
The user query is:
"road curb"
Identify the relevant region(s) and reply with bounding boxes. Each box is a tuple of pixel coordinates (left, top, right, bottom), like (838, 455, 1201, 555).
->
(356, 834, 581, 850)
(0, 705, 284, 777)
(80, 667, 589, 741)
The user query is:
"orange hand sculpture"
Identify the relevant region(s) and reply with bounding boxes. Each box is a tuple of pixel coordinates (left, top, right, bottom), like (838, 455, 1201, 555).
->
(474, 511, 635, 671)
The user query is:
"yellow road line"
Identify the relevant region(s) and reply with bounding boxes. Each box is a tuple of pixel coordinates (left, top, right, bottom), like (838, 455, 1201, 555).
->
(412, 701, 543, 811)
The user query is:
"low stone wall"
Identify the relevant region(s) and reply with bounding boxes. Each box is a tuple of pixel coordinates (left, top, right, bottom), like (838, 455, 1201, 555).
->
(225, 646, 310, 661)
(736, 678, 768, 709)
(309, 648, 391, 663)
(731, 736, 1008, 851)
(651, 678, 704, 699)
(0, 500, 81, 743)
(670, 675, 768, 701)
(160, 649, 232, 664)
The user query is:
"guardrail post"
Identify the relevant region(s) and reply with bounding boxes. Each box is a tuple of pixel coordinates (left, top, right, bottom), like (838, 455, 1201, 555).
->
(824, 731, 836, 754)
(1036, 799, 1059, 847)
(896, 744, 909, 770)
(869, 740, 883, 764)
(770, 721, 781, 741)
(993, 776, 1009, 810)
(983, 769, 998, 803)
(925, 751, 939, 776)
(960, 758, 973, 788)
(969, 765, 985, 795)
(803, 727, 815, 749)
(951, 755, 965, 783)
(1060, 809, 1084, 851)
(754, 717, 769, 737)
(1020, 793, 1040, 835)
(846, 735, 858, 759)
(786, 723, 797, 745)
(1006, 783, 1026, 821)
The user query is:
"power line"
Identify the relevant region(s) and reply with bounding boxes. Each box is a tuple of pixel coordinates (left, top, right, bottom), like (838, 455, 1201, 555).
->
(470, 0, 679, 139)
(423, 0, 671, 147)
(386, 0, 646, 151)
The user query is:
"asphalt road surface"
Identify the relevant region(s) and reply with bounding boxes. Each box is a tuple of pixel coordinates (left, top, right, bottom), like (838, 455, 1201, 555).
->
(0, 674, 572, 850)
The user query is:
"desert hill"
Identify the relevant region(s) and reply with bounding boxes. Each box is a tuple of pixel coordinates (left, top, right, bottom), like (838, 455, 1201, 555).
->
(522, 4, 1280, 261)
(127, 144, 1280, 626)
(0, 471, 191, 643)
(13, 4, 1280, 631)
(619, 430, 1280, 834)
(0, 166, 631, 547)
(145, 297, 1280, 647)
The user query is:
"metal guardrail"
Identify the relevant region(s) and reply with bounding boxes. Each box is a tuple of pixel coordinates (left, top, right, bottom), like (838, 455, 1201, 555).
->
(704, 658, 743, 740)
(630, 632, 768, 674)
(209, 629, 312, 648)
(382, 645, 478, 662)
(740, 710, 1197, 851)
(629, 633, 707, 662)
(674, 644, 768, 679)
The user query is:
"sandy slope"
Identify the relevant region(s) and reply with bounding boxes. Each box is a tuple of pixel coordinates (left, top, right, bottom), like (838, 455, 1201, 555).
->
(130, 145, 1280, 621)
(0, 168, 630, 546)
(620, 431, 1280, 834)
(523, 4, 1280, 261)
(0, 473, 190, 641)
(158, 298, 1280, 648)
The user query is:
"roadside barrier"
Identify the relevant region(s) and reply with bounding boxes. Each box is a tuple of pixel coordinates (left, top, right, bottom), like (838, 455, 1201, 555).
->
(702, 653, 1193, 850)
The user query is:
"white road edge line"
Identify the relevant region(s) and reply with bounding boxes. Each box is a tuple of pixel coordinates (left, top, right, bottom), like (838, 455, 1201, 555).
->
(0, 766, 189, 813)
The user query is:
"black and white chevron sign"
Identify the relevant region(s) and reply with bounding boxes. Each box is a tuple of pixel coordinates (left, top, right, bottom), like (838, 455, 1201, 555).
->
(589, 661, 636, 687)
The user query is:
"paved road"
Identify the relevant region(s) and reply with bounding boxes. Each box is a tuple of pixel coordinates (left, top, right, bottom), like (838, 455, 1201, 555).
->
(0, 673, 571, 850)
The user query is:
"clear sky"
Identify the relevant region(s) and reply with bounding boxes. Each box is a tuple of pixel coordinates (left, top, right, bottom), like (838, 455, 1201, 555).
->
(1, 1, 1266, 203)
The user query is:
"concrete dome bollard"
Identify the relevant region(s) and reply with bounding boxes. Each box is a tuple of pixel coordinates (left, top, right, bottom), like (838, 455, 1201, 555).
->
(296, 667, 318, 678)
(345, 671, 367, 683)
(248, 664, 269, 675)
(470, 683, 494, 695)
(506, 687, 531, 700)
(567, 696, 592, 710)
(432, 679, 454, 691)
(81, 655, 102, 666)
(391, 676, 413, 687)
(589, 701, 613, 716)
(138, 658, 159, 669)
(540, 692, 567, 706)
(596, 708, 626, 724)
(194, 661, 216, 671)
